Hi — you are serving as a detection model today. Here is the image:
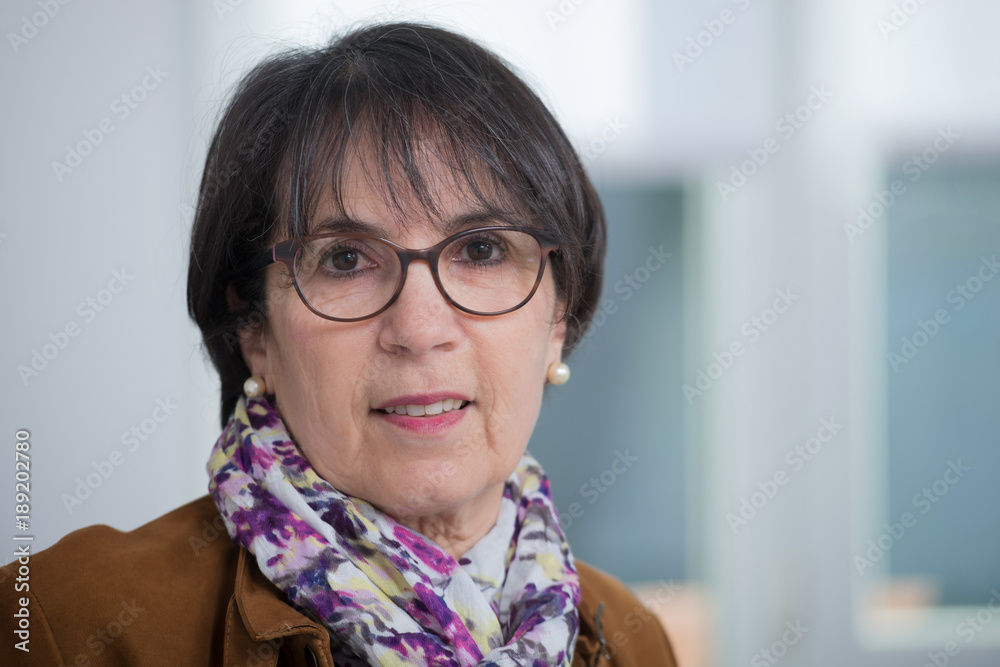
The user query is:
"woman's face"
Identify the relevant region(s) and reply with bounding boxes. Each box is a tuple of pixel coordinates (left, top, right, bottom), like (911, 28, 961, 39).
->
(242, 149, 566, 527)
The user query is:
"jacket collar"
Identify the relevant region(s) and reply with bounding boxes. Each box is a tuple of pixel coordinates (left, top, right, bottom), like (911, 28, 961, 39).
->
(224, 546, 331, 666)
(225, 546, 604, 667)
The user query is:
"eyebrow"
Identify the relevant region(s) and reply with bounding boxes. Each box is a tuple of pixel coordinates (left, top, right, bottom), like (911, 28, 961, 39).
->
(309, 210, 520, 239)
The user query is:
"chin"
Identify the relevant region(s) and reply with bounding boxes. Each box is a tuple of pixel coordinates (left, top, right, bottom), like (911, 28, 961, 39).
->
(376, 475, 478, 522)
(385, 487, 463, 520)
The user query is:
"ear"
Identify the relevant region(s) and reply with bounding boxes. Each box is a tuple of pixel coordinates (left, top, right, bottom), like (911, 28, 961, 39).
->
(546, 298, 568, 366)
(239, 323, 270, 383)
(227, 284, 271, 386)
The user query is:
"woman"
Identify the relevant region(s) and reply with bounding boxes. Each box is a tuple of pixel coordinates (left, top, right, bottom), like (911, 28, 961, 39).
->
(2, 22, 677, 666)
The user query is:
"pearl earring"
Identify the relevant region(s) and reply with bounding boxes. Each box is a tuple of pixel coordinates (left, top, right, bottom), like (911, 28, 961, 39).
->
(546, 362, 570, 386)
(243, 376, 266, 398)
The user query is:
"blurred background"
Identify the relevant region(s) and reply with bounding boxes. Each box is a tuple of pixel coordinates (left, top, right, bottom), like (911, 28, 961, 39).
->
(2, 1, 999, 665)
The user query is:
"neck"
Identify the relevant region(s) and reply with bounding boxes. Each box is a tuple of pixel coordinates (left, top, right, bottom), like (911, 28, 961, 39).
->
(397, 484, 505, 560)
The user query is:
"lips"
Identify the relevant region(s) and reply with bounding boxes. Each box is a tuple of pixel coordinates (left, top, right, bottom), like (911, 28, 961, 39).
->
(372, 394, 472, 435)
(374, 392, 471, 412)
(379, 399, 469, 416)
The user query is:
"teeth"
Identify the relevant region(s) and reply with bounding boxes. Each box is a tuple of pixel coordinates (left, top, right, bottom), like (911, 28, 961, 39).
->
(381, 400, 467, 416)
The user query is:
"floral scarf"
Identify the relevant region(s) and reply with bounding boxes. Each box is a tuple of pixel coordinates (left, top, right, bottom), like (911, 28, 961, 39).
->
(207, 396, 581, 666)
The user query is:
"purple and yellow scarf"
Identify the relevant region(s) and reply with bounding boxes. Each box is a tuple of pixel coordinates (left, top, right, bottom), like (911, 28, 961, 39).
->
(208, 396, 580, 666)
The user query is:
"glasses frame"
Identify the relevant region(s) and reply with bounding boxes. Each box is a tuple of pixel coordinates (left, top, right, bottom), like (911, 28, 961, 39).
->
(257, 225, 560, 322)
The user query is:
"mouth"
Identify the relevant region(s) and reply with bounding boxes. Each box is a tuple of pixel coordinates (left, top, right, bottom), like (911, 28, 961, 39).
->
(371, 395, 472, 435)
(375, 399, 471, 417)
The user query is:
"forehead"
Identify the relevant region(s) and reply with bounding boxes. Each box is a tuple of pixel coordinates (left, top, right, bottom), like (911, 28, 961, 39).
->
(306, 133, 516, 240)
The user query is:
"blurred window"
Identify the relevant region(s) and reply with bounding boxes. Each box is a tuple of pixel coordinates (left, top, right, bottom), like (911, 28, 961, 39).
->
(531, 183, 687, 583)
(886, 160, 1000, 606)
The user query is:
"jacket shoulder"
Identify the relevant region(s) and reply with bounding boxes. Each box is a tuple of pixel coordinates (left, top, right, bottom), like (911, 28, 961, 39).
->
(575, 560, 679, 667)
(0, 495, 237, 666)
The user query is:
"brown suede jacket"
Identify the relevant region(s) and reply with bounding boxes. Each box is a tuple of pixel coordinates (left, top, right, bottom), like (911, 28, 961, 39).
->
(1, 495, 678, 666)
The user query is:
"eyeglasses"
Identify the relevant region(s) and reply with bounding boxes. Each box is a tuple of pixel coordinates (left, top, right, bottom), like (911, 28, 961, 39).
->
(257, 226, 559, 322)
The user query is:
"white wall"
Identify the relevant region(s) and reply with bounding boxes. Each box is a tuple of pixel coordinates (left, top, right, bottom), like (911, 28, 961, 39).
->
(1, 1, 210, 546)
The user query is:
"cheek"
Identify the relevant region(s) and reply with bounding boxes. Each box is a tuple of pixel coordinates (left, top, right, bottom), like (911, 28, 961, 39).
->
(265, 302, 369, 441)
(266, 304, 314, 393)
(478, 306, 553, 449)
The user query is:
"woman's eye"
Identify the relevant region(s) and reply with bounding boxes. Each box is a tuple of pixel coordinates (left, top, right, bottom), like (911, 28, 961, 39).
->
(329, 250, 360, 271)
(465, 241, 494, 261)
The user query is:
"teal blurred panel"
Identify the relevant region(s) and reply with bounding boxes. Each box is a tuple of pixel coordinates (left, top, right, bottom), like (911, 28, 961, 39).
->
(886, 161, 1000, 605)
(530, 184, 686, 583)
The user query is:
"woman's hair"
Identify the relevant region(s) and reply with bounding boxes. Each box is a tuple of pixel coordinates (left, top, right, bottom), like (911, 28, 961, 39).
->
(187, 22, 607, 425)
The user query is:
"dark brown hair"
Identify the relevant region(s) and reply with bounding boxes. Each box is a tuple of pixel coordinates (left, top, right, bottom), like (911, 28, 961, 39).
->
(187, 22, 606, 425)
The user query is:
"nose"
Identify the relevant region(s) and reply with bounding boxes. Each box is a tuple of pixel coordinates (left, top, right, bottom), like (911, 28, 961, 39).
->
(377, 258, 461, 355)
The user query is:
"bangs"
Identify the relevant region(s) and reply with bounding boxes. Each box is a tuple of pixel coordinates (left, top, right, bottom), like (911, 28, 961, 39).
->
(274, 33, 549, 242)
(282, 104, 525, 240)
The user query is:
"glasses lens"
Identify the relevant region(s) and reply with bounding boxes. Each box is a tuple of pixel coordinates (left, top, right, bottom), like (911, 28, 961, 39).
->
(439, 229, 543, 314)
(294, 236, 401, 320)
